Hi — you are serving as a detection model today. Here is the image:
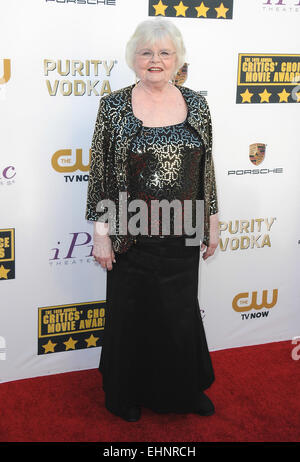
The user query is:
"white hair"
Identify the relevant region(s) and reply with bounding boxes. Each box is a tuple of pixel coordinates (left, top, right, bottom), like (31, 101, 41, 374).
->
(125, 19, 186, 76)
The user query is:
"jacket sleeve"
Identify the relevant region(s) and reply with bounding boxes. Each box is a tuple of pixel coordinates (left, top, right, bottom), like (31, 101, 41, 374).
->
(204, 97, 219, 216)
(85, 97, 109, 222)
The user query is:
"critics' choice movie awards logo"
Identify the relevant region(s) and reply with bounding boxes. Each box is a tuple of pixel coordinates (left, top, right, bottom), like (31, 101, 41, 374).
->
(236, 54, 300, 104)
(38, 301, 106, 355)
(0, 229, 15, 280)
(219, 217, 276, 251)
(149, 0, 233, 19)
(232, 289, 278, 321)
(44, 59, 116, 96)
(227, 143, 283, 176)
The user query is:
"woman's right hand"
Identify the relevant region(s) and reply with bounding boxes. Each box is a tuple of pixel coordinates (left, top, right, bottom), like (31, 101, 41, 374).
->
(93, 223, 116, 271)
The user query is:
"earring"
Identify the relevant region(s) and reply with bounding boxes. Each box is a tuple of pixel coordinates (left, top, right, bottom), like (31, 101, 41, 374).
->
(134, 75, 139, 87)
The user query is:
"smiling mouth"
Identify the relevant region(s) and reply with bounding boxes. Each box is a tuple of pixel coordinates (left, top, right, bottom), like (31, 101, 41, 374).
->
(148, 67, 163, 72)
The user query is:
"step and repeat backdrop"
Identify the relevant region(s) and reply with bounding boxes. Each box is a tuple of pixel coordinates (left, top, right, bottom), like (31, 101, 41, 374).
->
(1, 0, 300, 382)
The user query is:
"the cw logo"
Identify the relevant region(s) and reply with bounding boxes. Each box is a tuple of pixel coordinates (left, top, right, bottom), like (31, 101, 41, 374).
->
(51, 149, 91, 173)
(0, 59, 11, 84)
(232, 289, 278, 312)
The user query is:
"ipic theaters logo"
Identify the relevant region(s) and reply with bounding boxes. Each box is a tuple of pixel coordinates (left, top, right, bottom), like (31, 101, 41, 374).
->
(0, 165, 16, 186)
(232, 289, 278, 321)
(38, 301, 106, 355)
(236, 54, 300, 103)
(51, 148, 90, 183)
(0, 229, 15, 280)
(262, 0, 300, 13)
(227, 142, 283, 176)
(49, 232, 94, 266)
(149, 0, 233, 19)
(44, 59, 116, 96)
(219, 218, 276, 251)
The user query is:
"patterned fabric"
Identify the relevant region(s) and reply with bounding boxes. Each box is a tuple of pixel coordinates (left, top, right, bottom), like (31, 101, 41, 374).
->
(129, 120, 204, 236)
(86, 84, 218, 254)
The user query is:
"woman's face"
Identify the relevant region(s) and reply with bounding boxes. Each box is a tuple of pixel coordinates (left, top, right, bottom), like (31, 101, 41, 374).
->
(133, 36, 177, 87)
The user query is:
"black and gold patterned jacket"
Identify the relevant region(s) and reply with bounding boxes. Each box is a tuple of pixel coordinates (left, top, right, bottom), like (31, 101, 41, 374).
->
(86, 84, 218, 254)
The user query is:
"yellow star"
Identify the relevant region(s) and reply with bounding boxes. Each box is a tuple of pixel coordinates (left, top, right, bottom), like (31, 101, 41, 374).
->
(195, 2, 210, 17)
(240, 88, 253, 103)
(63, 337, 78, 351)
(295, 91, 300, 102)
(174, 1, 189, 17)
(153, 0, 168, 16)
(0, 265, 10, 279)
(259, 88, 272, 103)
(85, 334, 99, 348)
(42, 339, 57, 354)
(277, 88, 290, 102)
(215, 2, 229, 18)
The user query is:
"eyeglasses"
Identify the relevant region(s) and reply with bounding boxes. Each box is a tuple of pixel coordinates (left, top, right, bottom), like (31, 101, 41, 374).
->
(135, 49, 176, 61)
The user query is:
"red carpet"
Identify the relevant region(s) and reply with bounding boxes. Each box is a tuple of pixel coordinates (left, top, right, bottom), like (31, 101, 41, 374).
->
(0, 340, 299, 443)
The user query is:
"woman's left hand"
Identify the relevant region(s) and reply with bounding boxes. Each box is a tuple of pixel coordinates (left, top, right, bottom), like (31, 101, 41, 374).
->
(201, 213, 219, 260)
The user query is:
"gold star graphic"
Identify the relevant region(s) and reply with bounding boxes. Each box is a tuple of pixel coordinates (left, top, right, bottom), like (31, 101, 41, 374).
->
(174, 1, 189, 17)
(195, 2, 210, 17)
(277, 88, 290, 102)
(153, 0, 168, 16)
(85, 334, 99, 348)
(240, 88, 253, 103)
(295, 91, 300, 102)
(64, 337, 78, 351)
(215, 2, 229, 18)
(42, 339, 57, 354)
(0, 265, 10, 279)
(259, 88, 272, 103)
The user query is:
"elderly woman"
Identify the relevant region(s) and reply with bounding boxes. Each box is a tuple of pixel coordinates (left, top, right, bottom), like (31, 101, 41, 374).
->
(86, 19, 219, 422)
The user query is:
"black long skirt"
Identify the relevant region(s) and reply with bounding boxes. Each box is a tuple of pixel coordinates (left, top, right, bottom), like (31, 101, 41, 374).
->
(99, 236, 215, 415)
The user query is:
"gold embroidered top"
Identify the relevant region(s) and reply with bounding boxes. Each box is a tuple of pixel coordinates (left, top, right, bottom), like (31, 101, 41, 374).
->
(129, 120, 204, 237)
(86, 84, 218, 254)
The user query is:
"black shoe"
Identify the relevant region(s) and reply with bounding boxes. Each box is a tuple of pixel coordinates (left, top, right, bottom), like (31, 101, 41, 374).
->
(195, 392, 215, 416)
(108, 404, 141, 422)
